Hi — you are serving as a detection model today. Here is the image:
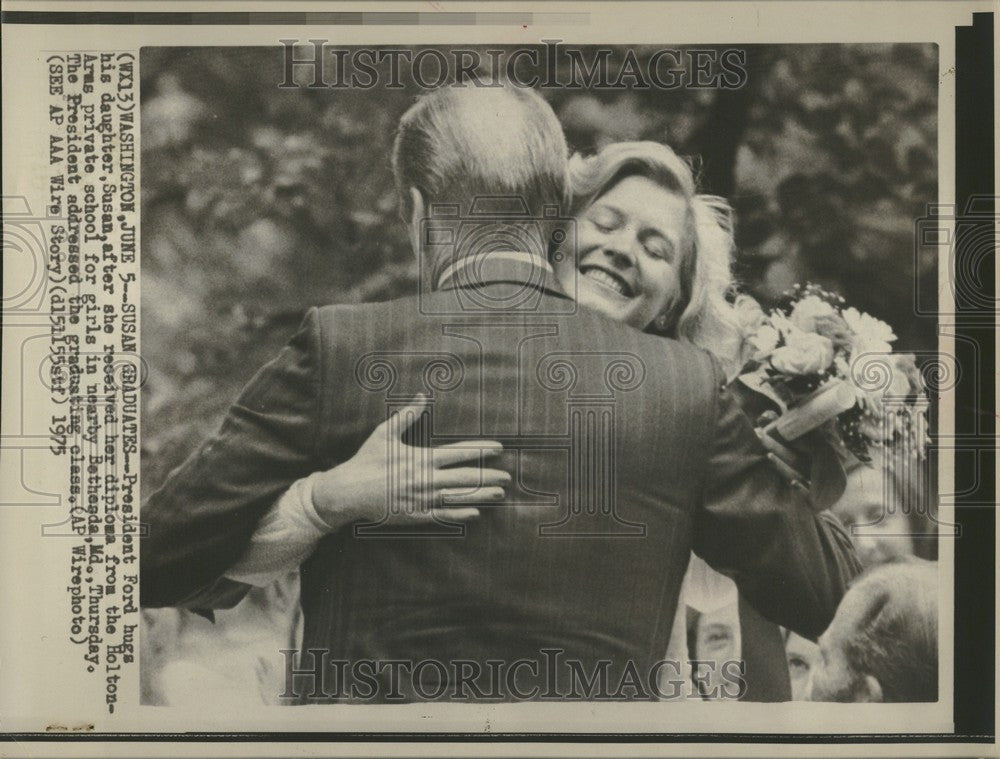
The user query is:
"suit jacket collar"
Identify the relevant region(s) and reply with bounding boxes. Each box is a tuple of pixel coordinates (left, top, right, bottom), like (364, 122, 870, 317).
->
(435, 250, 570, 301)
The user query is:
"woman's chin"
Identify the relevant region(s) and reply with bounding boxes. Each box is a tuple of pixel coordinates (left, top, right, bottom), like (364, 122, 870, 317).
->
(574, 279, 630, 314)
(577, 291, 628, 322)
(577, 292, 656, 333)
(561, 275, 657, 331)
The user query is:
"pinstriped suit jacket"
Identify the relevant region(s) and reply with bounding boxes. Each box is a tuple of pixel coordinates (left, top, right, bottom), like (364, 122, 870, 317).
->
(141, 277, 859, 699)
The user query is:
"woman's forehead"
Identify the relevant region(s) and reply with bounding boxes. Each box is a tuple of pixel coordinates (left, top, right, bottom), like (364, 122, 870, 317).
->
(591, 175, 688, 228)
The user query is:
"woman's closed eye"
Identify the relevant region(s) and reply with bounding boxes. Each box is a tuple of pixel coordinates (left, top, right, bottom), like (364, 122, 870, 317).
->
(587, 207, 621, 232)
(641, 233, 674, 261)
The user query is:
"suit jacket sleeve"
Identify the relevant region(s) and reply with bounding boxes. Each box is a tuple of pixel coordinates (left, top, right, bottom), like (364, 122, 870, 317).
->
(140, 308, 323, 609)
(693, 360, 861, 640)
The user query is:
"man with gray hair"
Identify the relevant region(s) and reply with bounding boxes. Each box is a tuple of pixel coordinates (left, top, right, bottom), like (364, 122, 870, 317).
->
(808, 560, 938, 702)
(391, 83, 571, 297)
(142, 82, 858, 702)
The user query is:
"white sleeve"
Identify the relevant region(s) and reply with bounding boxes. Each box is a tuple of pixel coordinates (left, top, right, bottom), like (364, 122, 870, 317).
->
(224, 472, 331, 587)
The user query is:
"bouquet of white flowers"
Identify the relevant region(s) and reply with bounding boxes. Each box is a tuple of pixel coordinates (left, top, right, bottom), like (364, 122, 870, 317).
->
(733, 284, 929, 464)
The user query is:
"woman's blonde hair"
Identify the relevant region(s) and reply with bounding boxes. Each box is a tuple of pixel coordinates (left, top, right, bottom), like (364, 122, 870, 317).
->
(568, 141, 742, 375)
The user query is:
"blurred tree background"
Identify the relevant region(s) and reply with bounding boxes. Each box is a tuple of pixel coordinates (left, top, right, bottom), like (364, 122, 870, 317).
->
(139, 44, 937, 703)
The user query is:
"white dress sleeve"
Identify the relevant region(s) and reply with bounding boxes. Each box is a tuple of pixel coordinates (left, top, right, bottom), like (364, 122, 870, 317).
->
(224, 472, 330, 587)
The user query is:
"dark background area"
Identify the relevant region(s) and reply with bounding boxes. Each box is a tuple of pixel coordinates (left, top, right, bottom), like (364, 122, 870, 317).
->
(140, 43, 938, 487)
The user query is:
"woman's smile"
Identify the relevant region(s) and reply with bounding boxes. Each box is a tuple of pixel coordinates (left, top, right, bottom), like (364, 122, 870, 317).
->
(579, 264, 636, 298)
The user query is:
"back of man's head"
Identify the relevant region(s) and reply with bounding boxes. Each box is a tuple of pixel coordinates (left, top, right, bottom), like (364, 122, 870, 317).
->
(842, 560, 938, 702)
(392, 83, 569, 221)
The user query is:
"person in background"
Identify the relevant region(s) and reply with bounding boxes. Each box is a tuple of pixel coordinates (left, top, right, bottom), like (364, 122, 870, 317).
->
(679, 568, 794, 702)
(687, 605, 740, 700)
(784, 451, 936, 698)
(831, 451, 938, 569)
(831, 459, 914, 568)
(784, 629, 821, 701)
(807, 559, 938, 703)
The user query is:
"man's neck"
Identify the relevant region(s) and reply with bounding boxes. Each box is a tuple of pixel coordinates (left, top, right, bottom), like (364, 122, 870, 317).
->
(435, 250, 554, 291)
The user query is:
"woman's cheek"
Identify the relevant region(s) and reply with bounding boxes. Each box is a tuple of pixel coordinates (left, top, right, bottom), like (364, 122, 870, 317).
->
(651, 262, 683, 314)
(574, 228, 601, 255)
(666, 265, 683, 305)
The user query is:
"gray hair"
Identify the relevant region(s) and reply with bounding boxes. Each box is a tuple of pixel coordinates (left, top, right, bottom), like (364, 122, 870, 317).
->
(392, 84, 569, 220)
(842, 560, 938, 702)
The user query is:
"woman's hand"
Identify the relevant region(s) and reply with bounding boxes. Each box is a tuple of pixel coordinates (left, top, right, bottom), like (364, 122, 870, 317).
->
(756, 426, 848, 512)
(310, 396, 509, 531)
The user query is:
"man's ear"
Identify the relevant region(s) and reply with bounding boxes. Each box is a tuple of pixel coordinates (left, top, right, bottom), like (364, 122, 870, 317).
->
(857, 674, 884, 703)
(407, 186, 425, 260)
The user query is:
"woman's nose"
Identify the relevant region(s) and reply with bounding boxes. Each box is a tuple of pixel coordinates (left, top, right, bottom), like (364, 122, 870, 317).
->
(601, 232, 637, 267)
